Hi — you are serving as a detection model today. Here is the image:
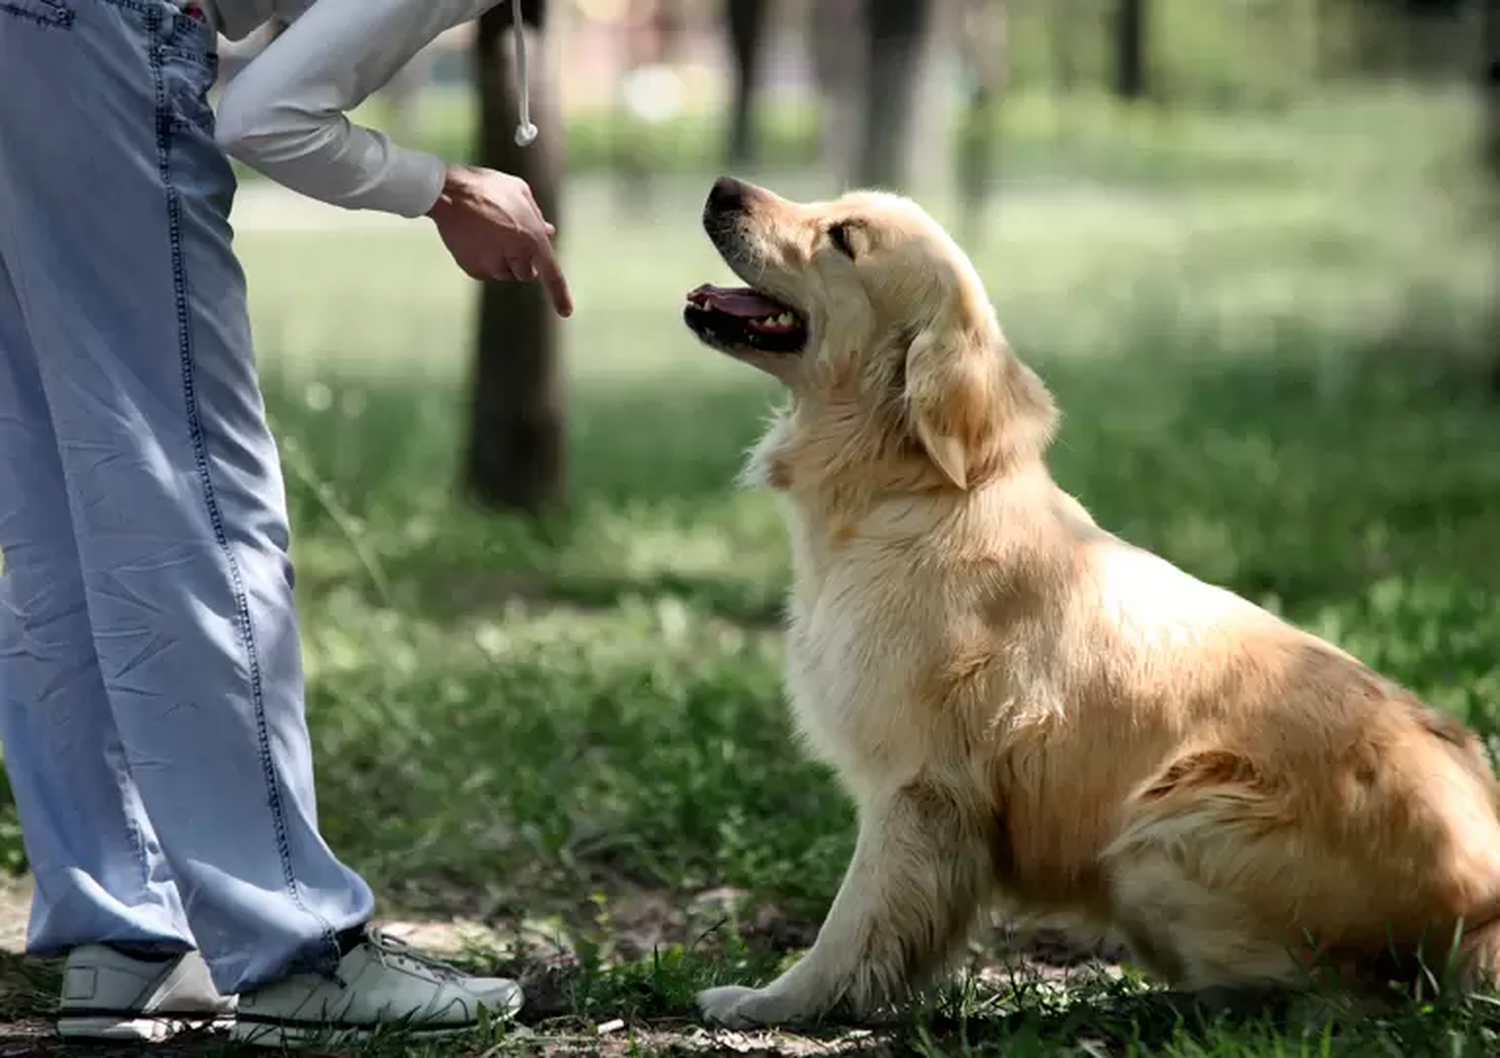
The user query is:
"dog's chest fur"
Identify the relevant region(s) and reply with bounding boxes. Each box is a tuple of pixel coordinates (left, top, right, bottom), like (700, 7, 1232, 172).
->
(775, 502, 981, 798)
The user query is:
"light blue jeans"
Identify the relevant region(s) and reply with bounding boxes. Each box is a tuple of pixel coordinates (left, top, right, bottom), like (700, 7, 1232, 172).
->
(0, 0, 374, 993)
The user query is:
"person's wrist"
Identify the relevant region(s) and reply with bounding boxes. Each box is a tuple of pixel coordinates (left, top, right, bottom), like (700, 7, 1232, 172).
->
(426, 164, 478, 222)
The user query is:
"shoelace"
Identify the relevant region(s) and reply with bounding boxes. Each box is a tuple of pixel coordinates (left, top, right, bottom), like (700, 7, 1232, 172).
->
(510, 0, 538, 146)
(363, 928, 469, 983)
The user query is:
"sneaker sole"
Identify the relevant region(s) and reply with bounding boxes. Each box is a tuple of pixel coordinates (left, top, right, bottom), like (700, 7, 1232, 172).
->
(57, 1014, 234, 1043)
(231, 1017, 489, 1049)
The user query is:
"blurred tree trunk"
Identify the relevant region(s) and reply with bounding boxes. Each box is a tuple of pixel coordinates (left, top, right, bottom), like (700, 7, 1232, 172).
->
(463, 0, 567, 513)
(725, 0, 769, 168)
(1113, 0, 1148, 101)
(810, 0, 863, 186)
(1483, 0, 1500, 395)
(1049, 0, 1079, 95)
(909, 0, 959, 198)
(957, 0, 1007, 242)
(858, 0, 936, 190)
(1483, 0, 1499, 181)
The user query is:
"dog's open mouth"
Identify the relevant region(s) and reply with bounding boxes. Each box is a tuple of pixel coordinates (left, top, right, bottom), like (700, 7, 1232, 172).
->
(684, 284, 807, 354)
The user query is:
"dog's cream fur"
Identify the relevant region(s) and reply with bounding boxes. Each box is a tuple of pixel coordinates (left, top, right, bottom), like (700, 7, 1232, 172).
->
(685, 178, 1500, 1028)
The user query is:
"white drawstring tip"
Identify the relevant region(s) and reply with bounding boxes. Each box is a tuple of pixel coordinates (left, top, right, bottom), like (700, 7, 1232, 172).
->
(510, 0, 537, 148)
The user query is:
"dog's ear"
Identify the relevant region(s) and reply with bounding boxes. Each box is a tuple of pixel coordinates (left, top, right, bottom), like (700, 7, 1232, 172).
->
(904, 323, 997, 490)
(903, 308, 1057, 490)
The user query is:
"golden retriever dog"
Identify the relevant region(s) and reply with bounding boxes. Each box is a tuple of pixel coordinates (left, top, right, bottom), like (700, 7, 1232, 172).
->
(681, 176, 1500, 1028)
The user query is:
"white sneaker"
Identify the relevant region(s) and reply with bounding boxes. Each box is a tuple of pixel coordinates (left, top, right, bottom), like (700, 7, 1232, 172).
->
(231, 928, 523, 1048)
(56, 944, 236, 1043)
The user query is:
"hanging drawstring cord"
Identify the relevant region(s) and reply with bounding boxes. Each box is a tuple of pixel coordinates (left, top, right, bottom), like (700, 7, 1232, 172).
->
(510, 0, 538, 146)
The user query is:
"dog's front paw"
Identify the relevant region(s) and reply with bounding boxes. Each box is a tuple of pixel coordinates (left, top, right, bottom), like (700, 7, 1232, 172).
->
(697, 984, 779, 1029)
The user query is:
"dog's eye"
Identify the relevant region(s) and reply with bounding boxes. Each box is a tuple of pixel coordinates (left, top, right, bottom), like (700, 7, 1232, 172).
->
(827, 222, 857, 260)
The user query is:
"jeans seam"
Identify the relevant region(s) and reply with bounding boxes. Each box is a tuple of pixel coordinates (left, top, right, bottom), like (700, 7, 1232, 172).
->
(106, 732, 154, 904)
(0, 0, 74, 28)
(147, 6, 337, 971)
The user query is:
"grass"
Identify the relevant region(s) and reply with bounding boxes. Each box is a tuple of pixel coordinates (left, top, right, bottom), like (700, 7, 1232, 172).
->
(2, 85, 1500, 1054)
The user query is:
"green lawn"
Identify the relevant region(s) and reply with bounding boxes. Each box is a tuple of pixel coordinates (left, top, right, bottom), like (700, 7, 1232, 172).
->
(3, 87, 1500, 1054)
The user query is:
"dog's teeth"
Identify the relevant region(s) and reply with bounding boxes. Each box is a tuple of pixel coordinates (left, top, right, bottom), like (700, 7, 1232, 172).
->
(745, 311, 797, 332)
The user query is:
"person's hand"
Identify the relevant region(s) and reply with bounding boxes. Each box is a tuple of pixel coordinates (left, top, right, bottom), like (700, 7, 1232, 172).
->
(426, 164, 572, 317)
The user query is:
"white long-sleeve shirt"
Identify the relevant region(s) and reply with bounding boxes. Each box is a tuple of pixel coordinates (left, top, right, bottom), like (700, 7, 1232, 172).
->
(200, 0, 500, 218)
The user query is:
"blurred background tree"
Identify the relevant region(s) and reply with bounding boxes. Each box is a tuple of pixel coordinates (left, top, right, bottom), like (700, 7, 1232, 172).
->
(464, 0, 568, 513)
(1113, 0, 1148, 102)
(724, 0, 769, 168)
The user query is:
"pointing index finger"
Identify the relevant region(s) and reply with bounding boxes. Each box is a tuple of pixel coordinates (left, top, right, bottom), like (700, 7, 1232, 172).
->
(529, 233, 572, 317)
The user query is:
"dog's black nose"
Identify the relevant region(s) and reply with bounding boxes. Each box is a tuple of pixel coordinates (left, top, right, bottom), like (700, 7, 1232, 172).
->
(707, 175, 750, 216)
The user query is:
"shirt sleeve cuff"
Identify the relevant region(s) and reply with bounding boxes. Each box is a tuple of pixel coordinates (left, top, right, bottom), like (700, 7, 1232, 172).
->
(376, 146, 448, 219)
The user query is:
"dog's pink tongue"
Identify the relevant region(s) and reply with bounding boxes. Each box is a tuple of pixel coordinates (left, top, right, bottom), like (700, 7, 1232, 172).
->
(687, 284, 786, 318)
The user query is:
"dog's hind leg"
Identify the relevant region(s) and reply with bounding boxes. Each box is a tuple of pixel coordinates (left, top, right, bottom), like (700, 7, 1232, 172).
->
(1106, 742, 1500, 998)
(1105, 842, 1309, 993)
(1453, 916, 1500, 991)
(698, 780, 994, 1028)
(1101, 750, 1314, 992)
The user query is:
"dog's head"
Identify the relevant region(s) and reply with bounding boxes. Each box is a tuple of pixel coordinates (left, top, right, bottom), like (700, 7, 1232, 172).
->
(684, 177, 1056, 494)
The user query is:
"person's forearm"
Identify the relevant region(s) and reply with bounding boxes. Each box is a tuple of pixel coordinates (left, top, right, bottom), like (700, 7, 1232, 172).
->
(214, 0, 498, 218)
(218, 107, 448, 217)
